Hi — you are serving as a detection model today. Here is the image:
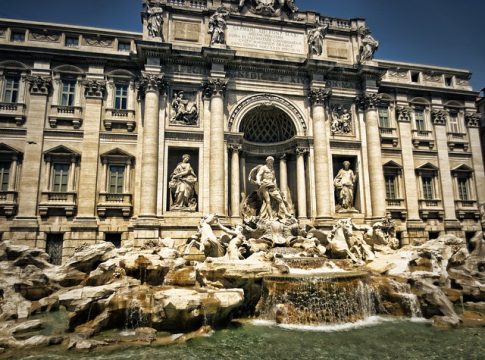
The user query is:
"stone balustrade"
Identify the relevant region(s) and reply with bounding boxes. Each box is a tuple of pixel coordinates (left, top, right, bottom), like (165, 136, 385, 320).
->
(48, 105, 83, 129)
(97, 192, 133, 217)
(0, 102, 26, 125)
(39, 191, 77, 217)
(103, 108, 136, 132)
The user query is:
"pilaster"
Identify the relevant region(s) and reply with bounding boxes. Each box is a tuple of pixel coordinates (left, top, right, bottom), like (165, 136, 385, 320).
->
(465, 112, 485, 205)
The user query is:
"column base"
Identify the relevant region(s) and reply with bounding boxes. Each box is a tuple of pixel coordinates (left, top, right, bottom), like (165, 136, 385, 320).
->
(312, 217, 335, 229)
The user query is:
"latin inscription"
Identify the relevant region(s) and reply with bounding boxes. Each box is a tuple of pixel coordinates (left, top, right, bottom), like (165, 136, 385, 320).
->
(174, 21, 200, 42)
(326, 41, 349, 60)
(226, 25, 305, 55)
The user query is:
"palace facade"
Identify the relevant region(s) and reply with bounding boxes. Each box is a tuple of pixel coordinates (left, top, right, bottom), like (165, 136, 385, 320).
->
(0, 0, 484, 263)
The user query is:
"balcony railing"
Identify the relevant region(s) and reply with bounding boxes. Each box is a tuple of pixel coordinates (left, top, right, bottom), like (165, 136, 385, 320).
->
(412, 129, 433, 138)
(97, 192, 132, 217)
(39, 191, 77, 216)
(455, 200, 480, 219)
(0, 190, 18, 216)
(0, 102, 26, 125)
(447, 132, 469, 151)
(379, 127, 399, 146)
(412, 130, 435, 149)
(103, 108, 136, 132)
(386, 198, 404, 208)
(419, 199, 441, 208)
(48, 105, 83, 129)
(167, 0, 207, 9)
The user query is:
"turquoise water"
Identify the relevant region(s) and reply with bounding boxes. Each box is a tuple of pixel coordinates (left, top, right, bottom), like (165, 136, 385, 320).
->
(7, 317, 485, 360)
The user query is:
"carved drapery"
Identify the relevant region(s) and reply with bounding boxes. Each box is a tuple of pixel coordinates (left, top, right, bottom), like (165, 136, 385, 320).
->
(137, 74, 165, 99)
(83, 79, 107, 99)
(356, 93, 383, 111)
(203, 78, 228, 98)
(26, 75, 52, 95)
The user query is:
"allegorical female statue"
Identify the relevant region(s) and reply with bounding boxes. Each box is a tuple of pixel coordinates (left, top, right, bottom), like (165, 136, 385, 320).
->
(334, 161, 357, 212)
(144, 0, 164, 39)
(169, 154, 198, 211)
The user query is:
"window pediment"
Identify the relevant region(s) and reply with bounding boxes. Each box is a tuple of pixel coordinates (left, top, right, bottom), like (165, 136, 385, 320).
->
(44, 145, 80, 161)
(100, 148, 134, 164)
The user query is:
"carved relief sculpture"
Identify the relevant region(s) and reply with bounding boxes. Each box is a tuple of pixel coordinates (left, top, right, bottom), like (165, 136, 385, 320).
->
(358, 27, 379, 64)
(169, 154, 198, 211)
(239, 0, 299, 18)
(334, 161, 358, 212)
(330, 105, 352, 135)
(171, 91, 198, 125)
(308, 24, 328, 56)
(26, 75, 52, 95)
(209, 7, 229, 45)
(144, 0, 164, 40)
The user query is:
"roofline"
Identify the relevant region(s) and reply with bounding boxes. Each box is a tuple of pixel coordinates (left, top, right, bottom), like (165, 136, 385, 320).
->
(0, 17, 142, 37)
(377, 59, 470, 75)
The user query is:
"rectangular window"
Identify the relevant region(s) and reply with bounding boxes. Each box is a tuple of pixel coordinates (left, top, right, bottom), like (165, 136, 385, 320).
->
(118, 41, 130, 52)
(0, 162, 10, 191)
(422, 176, 434, 200)
(378, 107, 390, 128)
(52, 163, 69, 192)
(114, 84, 128, 110)
(411, 72, 420, 83)
(46, 234, 63, 265)
(60, 79, 76, 106)
(11, 31, 25, 42)
(445, 76, 453, 87)
(65, 36, 79, 47)
(448, 112, 460, 133)
(415, 109, 426, 132)
(4, 76, 20, 103)
(385, 175, 397, 200)
(109, 165, 125, 194)
(457, 178, 469, 201)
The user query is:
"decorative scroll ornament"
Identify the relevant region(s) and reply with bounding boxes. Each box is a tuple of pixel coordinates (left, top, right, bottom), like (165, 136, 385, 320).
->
(358, 27, 379, 64)
(83, 79, 107, 99)
(465, 112, 481, 128)
(143, 0, 164, 40)
(308, 24, 328, 56)
(30, 31, 60, 42)
(308, 88, 331, 106)
(228, 143, 242, 153)
(26, 75, 52, 95)
(209, 7, 230, 45)
(137, 74, 165, 99)
(170, 91, 199, 126)
(84, 37, 113, 47)
(355, 93, 383, 111)
(396, 106, 412, 122)
(202, 78, 228, 98)
(238, 0, 299, 19)
(431, 109, 448, 126)
(330, 105, 352, 135)
(296, 147, 309, 156)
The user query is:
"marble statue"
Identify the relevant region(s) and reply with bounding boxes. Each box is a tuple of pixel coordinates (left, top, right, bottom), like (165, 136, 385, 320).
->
(358, 27, 379, 64)
(209, 7, 229, 45)
(217, 222, 249, 260)
(365, 215, 400, 251)
(330, 105, 352, 135)
(334, 161, 357, 212)
(196, 214, 225, 257)
(308, 24, 328, 56)
(169, 154, 198, 211)
(144, 1, 164, 39)
(249, 156, 293, 220)
(239, 0, 299, 18)
(171, 91, 198, 125)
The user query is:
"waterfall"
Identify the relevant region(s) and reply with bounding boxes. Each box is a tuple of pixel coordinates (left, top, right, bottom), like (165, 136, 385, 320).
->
(386, 279, 422, 318)
(257, 272, 382, 325)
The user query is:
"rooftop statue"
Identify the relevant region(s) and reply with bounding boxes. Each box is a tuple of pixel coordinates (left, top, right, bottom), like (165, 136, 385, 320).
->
(308, 24, 328, 56)
(238, 0, 299, 18)
(358, 27, 379, 64)
(209, 7, 230, 45)
(143, 0, 164, 40)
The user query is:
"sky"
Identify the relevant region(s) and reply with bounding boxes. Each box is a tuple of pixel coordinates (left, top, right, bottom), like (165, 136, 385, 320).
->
(0, 0, 484, 91)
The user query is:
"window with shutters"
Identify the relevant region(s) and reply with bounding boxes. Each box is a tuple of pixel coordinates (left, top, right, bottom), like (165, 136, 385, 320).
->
(385, 175, 397, 200)
(3, 76, 20, 103)
(0, 162, 10, 191)
(52, 163, 69, 192)
(457, 177, 469, 201)
(448, 111, 460, 134)
(114, 84, 128, 110)
(378, 107, 390, 128)
(60, 79, 76, 107)
(421, 176, 434, 200)
(108, 165, 125, 194)
(414, 108, 426, 131)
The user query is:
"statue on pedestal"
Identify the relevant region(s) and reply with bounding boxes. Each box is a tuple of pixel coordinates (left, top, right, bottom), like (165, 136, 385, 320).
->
(209, 7, 229, 45)
(358, 27, 379, 64)
(334, 161, 358, 212)
(169, 154, 198, 211)
(143, 1, 164, 40)
(238, 0, 299, 18)
(308, 24, 328, 56)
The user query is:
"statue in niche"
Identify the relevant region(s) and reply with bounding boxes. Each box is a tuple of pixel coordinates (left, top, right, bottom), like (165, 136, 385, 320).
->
(169, 154, 198, 211)
(247, 156, 293, 221)
(330, 105, 352, 135)
(144, 0, 164, 39)
(209, 7, 229, 45)
(171, 91, 198, 125)
(238, 0, 299, 18)
(308, 24, 328, 56)
(358, 27, 379, 64)
(334, 161, 358, 212)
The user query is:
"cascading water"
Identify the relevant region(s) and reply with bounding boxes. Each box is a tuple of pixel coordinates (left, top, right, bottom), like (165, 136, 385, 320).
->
(386, 279, 422, 318)
(257, 272, 383, 325)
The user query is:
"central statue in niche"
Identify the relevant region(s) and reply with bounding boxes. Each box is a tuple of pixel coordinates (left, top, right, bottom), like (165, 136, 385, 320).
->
(334, 161, 358, 213)
(169, 154, 198, 211)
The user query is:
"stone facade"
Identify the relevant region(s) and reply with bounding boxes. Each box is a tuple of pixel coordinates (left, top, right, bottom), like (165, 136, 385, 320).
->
(0, 0, 483, 262)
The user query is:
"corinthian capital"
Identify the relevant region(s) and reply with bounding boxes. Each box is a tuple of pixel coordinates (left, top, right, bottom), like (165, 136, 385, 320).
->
(431, 109, 448, 126)
(355, 93, 383, 111)
(137, 73, 165, 98)
(308, 88, 331, 106)
(83, 79, 107, 99)
(26, 75, 52, 95)
(203, 78, 228, 98)
(465, 112, 481, 128)
(396, 106, 412, 122)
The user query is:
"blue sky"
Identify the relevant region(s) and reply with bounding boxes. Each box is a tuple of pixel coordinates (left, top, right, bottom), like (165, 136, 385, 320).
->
(1, 0, 483, 91)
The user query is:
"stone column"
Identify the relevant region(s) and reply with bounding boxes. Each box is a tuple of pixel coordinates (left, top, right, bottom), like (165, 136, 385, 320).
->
(432, 109, 460, 230)
(296, 147, 308, 219)
(466, 113, 485, 203)
(308, 88, 332, 219)
(138, 74, 164, 218)
(204, 78, 228, 215)
(357, 93, 387, 219)
(279, 154, 288, 198)
(76, 79, 106, 219)
(229, 144, 241, 218)
(16, 75, 52, 219)
(68, 157, 76, 192)
(9, 156, 18, 191)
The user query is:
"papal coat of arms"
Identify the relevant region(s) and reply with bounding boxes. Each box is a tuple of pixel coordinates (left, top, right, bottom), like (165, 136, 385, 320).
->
(238, 0, 299, 18)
